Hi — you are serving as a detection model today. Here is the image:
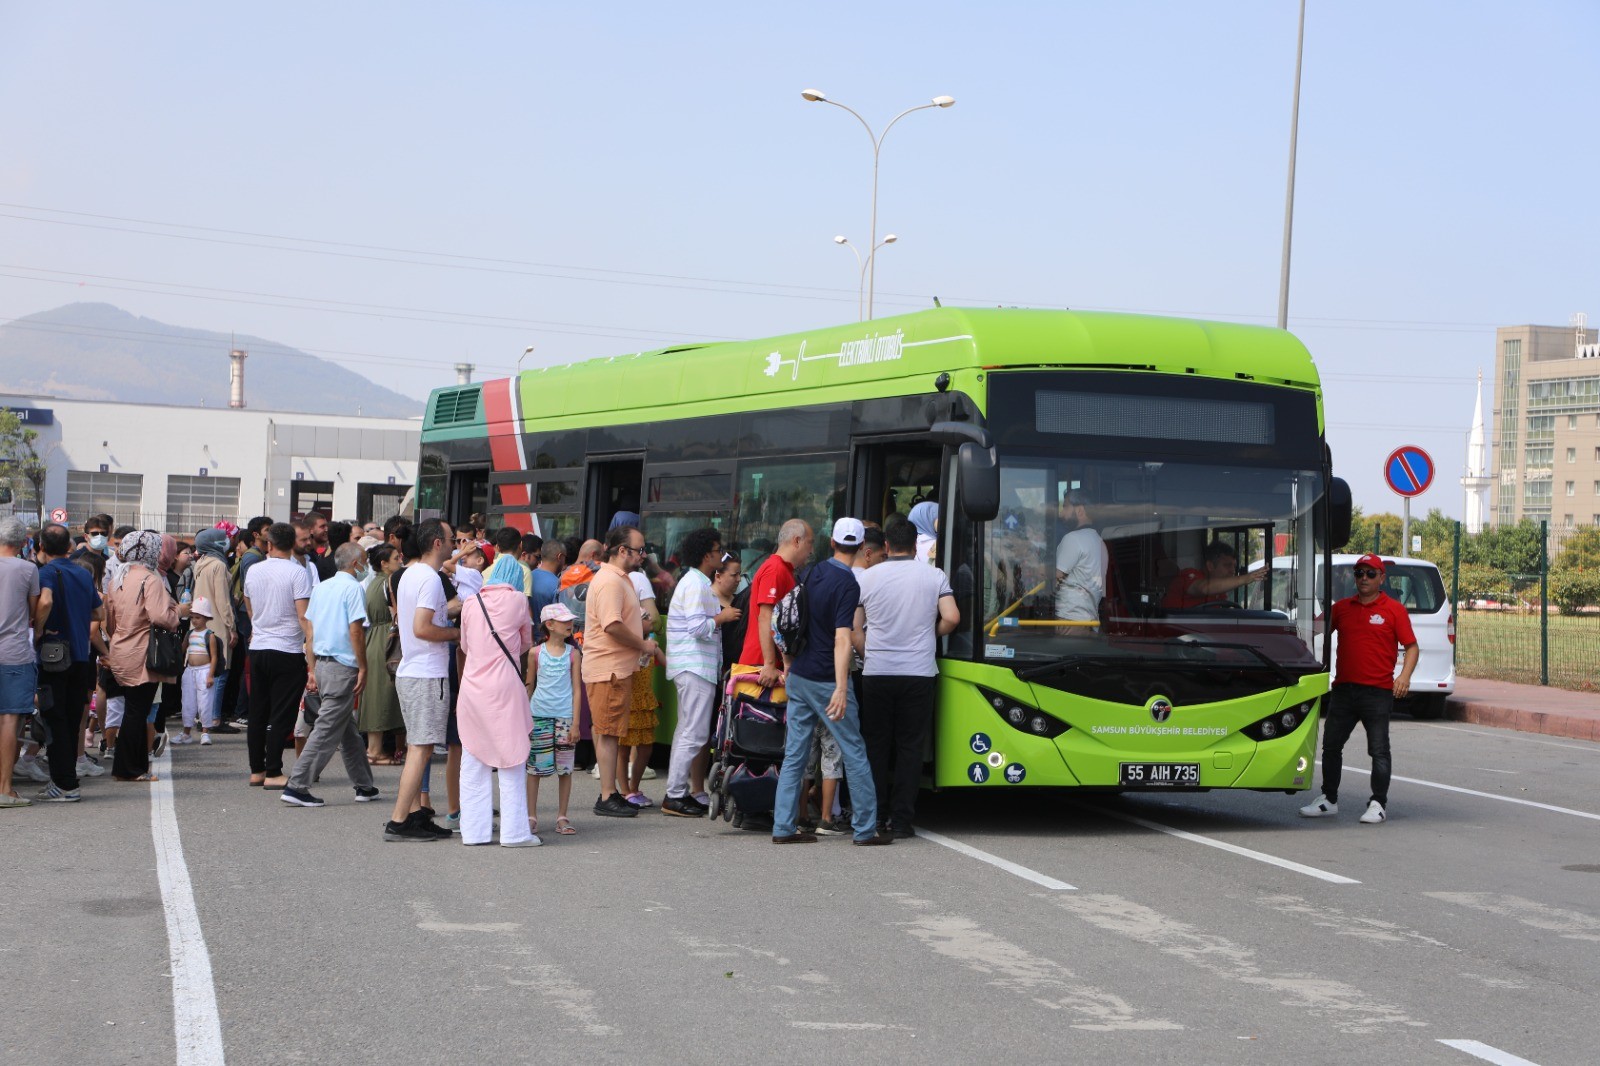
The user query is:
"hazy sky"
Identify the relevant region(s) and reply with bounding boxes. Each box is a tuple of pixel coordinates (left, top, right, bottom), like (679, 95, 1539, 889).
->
(2, 2, 1596, 518)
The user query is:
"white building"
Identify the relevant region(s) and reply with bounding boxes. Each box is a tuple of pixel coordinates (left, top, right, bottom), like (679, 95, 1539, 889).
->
(1460, 369, 1491, 534)
(0, 393, 420, 533)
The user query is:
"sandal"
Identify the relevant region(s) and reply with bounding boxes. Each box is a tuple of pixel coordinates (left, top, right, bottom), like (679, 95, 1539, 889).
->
(528, 815, 538, 835)
(555, 816, 576, 835)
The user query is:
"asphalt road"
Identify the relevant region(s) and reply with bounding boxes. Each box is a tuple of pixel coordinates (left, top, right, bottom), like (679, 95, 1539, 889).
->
(6, 719, 1598, 1066)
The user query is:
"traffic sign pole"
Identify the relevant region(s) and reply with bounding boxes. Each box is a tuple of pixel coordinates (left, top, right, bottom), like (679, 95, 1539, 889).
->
(1402, 497, 1410, 558)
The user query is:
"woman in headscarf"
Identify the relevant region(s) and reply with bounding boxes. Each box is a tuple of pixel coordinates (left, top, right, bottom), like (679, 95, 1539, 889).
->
(359, 545, 406, 763)
(188, 528, 236, 740)
(156, 534, 191, 743)
(455, 567, 537, 845)
(104, 531, 190, 780)
(908, 501, 940, 564)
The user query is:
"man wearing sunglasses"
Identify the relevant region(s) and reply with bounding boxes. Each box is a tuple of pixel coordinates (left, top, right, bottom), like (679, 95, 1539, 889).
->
(1300, 553, 1417, 826)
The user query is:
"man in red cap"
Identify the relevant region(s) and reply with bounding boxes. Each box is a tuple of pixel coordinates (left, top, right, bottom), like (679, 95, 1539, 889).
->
(1300, 554, 1418, 825)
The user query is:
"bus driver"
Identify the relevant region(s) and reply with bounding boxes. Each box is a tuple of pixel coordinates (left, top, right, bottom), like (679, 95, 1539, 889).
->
(1161, 540, 1267, 609)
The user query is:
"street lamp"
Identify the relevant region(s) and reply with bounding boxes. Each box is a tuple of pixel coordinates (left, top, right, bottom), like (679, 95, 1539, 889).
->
(833, 234, 899, 322)
(1277, 0, 1307, 330)
(517, 345, 535, 375)
(802, 89, 954, 319)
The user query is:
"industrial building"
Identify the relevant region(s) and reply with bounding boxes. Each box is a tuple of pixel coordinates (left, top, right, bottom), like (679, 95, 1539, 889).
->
(0, 392, 421, 534)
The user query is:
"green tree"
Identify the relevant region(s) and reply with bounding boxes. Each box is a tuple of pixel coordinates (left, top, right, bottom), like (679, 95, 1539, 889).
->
(1455, 563, 1513, 607)
(1341, 509, 1404, 556)
(0, 409, 47, 523)
(1548, 568, 1600, 613)
(1463, 519, 1545, 575)
(1554, 526, 1600, 571)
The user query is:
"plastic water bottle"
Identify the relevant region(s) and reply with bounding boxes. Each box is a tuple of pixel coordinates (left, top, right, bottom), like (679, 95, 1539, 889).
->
(180, 588, 192, 604)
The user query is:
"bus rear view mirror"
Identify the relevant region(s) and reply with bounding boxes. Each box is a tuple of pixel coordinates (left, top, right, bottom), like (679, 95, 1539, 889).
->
(957, 441, 1000, 521)
(1328, 476, 1352, 547)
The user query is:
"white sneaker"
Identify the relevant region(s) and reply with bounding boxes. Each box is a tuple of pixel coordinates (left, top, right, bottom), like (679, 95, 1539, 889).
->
(1298, 794, 1338, 818)
(640, 767, 657, 780)
(76, 756, 107, 778)
(170, 733, 193, 746)
(1359, 800, 1386, 825)
(200, 733, 212, 746)
(16, 757, 51, 783)
(588, 765, 601, 778)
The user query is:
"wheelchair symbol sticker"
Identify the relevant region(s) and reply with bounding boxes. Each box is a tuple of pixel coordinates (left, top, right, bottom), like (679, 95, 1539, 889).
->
(968, 762, 990, 784)
(970, 732, 991, 755)
(1004, 763, 1026, 784)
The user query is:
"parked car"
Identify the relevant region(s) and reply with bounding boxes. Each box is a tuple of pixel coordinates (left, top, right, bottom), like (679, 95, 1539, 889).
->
(1253, 554, 1455, 718)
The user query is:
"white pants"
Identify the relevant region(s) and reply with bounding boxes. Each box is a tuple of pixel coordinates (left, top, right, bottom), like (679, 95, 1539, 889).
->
(104, 695, 126, 729)
(665, 673, 717, 799)
(181, 664, 215, 729)
(460, 749, 532, 845)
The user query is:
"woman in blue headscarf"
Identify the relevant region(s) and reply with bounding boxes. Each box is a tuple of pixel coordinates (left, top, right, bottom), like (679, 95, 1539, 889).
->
(908, 501, 939, 563)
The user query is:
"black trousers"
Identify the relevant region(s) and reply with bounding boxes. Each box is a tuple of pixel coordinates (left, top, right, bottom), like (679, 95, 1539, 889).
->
(38, 661, 94, 790)
(218, 642, 246, 722)
(860, 674, 937, 830)
(248, 649, 306, 777)
(1320, 682, 1393, 807)
(110, 682, 160, 779)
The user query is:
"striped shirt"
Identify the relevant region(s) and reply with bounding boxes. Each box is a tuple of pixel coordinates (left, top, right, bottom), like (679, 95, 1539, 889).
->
(666, 566, 720, 684)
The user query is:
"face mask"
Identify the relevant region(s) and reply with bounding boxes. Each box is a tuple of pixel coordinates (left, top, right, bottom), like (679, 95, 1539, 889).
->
(89, 534, 108, 552)
(355, 566, 371, 583)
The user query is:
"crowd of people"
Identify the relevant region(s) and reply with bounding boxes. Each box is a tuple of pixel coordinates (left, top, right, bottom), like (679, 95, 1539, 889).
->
(0, 505, 960, 847)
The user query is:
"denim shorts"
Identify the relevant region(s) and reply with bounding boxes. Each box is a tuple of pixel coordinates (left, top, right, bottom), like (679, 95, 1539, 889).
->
(0, 661, 38, 715)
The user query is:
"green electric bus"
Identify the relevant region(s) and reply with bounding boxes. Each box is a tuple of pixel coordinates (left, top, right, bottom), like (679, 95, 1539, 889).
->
(417, 307, 1352, 793)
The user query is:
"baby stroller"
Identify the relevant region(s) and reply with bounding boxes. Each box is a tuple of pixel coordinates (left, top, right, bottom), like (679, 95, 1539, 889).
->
(706, 669, 787, 825)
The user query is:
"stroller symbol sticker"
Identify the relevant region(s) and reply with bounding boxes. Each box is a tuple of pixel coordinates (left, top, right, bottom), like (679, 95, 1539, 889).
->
(970, 733, 991, 754)
(968, 762, 990, 784)
(1004, 763, 1026, 784)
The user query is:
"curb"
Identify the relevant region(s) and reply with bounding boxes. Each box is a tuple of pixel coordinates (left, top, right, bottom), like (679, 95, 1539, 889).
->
(1445, 699, 1599, 743)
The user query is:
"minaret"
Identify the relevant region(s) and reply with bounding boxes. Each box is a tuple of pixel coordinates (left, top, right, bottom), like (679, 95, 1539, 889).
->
(1461, 368, 1491, 534)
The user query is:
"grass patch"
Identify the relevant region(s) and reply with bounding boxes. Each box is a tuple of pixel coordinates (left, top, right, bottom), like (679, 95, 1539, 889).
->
(1455, 610, 1599, 692)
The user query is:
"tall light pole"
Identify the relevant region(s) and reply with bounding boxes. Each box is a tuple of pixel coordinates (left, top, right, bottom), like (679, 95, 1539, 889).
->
(517, 345, 535, 375)
(834, 233, 898, 322)
(1277, 0, 1307, 330)
(802, 89, 954, 320)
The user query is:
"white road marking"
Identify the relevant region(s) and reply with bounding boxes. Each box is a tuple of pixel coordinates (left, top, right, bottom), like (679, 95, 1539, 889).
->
(1257, 894, 1452, 948)
(1426, 893, 1600, 942)
(1473, 767, 1518, 775)
(1336, 766, 1600, 822)
(890, 895, 1181, 1030)
(1086, 806, 1360, 884)
(410, 900, 520, 934)
(918, 828, 1076, 890)
(1431, 724, 1600, 754)
(1438, 1038, 1544, 1065)
(791, 1022, 912, 1031)
(149, 751, 226, 1066)
(1052, 894, 1425, 1034)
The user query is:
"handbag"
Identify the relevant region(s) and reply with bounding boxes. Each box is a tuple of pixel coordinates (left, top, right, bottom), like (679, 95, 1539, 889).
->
(384, 578, 403, 677)
(38, 561, 73, 674)
(139, 576, 185, 676)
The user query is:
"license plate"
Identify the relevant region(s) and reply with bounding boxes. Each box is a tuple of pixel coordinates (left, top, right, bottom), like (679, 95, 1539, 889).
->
(1120, 763, 1200, 787)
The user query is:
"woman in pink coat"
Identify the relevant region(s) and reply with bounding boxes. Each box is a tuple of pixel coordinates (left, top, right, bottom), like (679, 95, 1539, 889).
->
(456, 579, 537, 846)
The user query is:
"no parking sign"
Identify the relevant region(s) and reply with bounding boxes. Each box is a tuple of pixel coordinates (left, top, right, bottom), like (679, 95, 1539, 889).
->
(1384, 446, 1434, 498)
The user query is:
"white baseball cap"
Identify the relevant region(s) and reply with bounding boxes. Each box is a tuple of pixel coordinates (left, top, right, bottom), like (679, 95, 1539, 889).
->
(831, 517, 865, 546)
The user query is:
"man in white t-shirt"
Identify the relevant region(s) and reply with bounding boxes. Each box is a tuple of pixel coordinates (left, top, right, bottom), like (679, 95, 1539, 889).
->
(383, 518, 459, 842)
(1053, 490, 1107, 625)
(854, 515, 960, 838)
(243, 522, 312, 788)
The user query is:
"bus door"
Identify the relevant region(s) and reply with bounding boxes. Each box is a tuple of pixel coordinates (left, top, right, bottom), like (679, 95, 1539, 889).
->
(586, 455, 643, 538)
(447, 466, 489, 527)
(851, 440, 945, 538)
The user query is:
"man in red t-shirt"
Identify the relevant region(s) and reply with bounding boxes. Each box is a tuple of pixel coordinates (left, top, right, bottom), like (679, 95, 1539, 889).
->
(1161, 540, 1267, 609)
(736, 519, 815, 687)
(1300, 554, 1417, 826)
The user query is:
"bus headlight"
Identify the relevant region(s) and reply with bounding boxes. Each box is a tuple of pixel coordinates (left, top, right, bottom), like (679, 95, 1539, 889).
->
(1243, 701, 1314, 742)
(978, 687, 1069, 739)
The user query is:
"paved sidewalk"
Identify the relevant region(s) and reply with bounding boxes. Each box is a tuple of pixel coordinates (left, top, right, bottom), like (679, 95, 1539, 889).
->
(1448, 676, 1600, 742)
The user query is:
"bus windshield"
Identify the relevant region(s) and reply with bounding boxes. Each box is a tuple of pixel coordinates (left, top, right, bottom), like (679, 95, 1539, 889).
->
(976, 455, 1323, 676)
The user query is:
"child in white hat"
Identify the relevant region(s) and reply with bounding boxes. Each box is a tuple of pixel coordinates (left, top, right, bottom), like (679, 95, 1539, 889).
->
(177, 596, 221, 746)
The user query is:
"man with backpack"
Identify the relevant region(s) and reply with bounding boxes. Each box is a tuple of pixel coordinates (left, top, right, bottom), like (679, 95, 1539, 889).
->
(770, 518, 891, 847)
(736, 520, 813, 688)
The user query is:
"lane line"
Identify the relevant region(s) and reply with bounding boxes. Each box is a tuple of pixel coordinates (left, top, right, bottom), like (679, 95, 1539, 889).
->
(1438, 1038, 1543, 1066)
(1430, 724, 1600, 754)
(1473, 767, 1518, 775)
(1335, 766, 1600, 822)
(1085, 806, 1360, 885)
(918, 829, 1076, 890)
(150, 750, 226, 1066)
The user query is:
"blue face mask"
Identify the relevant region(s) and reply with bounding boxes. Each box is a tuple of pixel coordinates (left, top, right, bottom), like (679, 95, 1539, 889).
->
(88, 534, 108, 552)
(355, 566, 371, 583)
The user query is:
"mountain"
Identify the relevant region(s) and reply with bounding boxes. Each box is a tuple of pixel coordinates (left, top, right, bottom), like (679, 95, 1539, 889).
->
(0, 303, 422, 418)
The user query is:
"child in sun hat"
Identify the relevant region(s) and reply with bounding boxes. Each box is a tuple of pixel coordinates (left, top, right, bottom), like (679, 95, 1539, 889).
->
(176, 596, 221, 746)
(526, 602, 582, 836)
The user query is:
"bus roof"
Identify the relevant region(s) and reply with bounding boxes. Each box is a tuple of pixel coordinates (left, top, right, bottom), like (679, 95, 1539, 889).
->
(424, 306, 1320, 435)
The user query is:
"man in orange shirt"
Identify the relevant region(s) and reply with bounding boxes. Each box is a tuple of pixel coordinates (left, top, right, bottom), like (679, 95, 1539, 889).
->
(582, 525, 664, 818)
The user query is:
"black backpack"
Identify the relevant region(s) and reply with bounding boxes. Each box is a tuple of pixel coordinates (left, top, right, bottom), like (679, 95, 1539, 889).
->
(772, 567, 812, 659)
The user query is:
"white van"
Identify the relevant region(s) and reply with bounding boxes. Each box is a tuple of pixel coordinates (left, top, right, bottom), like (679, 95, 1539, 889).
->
(1256, 554, 1455, 718)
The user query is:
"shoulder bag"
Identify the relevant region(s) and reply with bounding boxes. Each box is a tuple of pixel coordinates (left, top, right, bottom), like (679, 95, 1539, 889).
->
(38, 562, 72, 674)
(140, 574, 185, 676)
(384, 576, 403, 677)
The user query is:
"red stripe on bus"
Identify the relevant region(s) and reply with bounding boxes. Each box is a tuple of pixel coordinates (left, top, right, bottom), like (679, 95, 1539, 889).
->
(482, 380, 532, 533)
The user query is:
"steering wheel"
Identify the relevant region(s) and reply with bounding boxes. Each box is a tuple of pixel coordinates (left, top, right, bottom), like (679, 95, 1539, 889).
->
(1196, 599, 1243, 610)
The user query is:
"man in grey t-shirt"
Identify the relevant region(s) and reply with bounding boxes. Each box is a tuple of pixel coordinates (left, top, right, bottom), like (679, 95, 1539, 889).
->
(0, 517, 42, 806)
(852, 514, 960, 838)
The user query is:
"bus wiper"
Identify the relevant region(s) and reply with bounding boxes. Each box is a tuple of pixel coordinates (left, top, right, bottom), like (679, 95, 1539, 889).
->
(1137, 638, 1297, 687)
(1016, 653, 1168, 681)
(1016, 641, 1297, 687)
